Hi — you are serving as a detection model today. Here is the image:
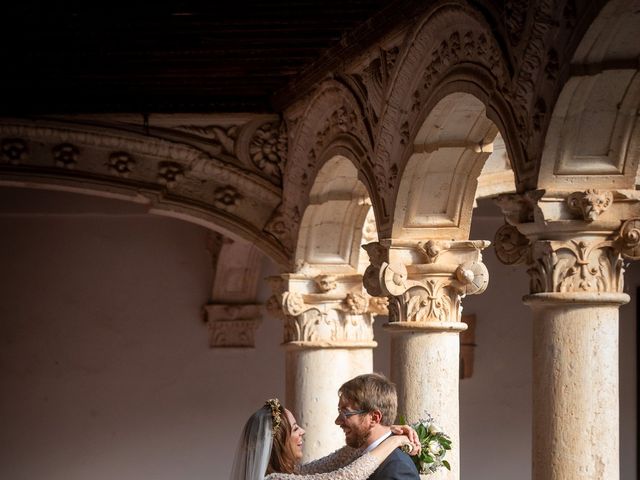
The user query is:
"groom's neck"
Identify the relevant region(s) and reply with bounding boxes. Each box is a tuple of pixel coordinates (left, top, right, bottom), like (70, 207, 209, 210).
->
(365, 424, 392, 448)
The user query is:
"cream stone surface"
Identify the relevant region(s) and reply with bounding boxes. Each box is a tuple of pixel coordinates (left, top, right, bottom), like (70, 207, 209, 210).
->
(2, 2, 640, 479)
(388, 325, 465, 480)
(525, 293, 627, 480)
(286, 347, 372, 462)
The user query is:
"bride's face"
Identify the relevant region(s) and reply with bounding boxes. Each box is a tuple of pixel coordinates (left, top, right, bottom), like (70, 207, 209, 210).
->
(285, 409, 305, 461)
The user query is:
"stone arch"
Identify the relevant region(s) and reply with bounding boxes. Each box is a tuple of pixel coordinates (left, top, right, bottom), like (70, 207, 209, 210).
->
(392, 91, 509, 241)
(373, 3, 522, 237)
(537, 0, 640, 191)
(0, 118, 289, 265)
(283, 79, 374, 265)
(295, 154, 377, 275)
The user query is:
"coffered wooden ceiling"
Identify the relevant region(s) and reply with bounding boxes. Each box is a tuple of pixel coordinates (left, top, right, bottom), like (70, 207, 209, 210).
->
(0, 1, 412, 114)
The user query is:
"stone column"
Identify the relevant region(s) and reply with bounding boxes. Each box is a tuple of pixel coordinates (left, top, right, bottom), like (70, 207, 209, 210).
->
(363, 239, 490, 480)
(495, 189, 640, 480)
(268, 270, 386, 462)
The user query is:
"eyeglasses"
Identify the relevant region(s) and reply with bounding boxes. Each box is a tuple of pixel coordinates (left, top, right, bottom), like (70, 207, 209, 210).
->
(337, 408, 368, 420)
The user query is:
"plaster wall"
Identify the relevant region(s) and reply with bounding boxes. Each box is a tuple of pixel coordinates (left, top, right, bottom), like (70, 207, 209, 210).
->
(0, 191, 636, 480)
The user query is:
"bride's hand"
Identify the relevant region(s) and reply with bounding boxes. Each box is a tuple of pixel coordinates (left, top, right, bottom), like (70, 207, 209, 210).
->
(390, 425, 421, 454)
(393, 434, 420, 456)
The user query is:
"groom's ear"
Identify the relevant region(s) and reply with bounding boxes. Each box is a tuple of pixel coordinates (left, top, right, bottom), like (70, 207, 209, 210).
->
(369, 409, 383, 425)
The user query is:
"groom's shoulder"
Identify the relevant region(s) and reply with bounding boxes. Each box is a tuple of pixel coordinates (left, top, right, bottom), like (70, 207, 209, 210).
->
(370, 449, 420, 480)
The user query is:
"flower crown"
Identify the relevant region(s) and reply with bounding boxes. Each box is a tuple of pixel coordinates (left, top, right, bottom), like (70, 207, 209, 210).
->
(265, 398, 282, 435)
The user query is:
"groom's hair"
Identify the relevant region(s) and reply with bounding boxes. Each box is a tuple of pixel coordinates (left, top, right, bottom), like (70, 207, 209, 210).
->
(338, 373, 397, 425)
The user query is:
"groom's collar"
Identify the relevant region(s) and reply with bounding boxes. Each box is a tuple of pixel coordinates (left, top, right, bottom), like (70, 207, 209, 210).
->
(364, 430, 392, 453)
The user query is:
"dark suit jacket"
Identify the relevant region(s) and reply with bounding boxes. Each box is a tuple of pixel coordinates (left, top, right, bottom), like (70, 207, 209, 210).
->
(369, 447, 420, 480)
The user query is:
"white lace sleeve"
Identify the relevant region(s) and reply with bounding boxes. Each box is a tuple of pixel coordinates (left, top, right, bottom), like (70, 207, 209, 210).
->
(264, 452, 379, 480)
(297, 446, 361, 474)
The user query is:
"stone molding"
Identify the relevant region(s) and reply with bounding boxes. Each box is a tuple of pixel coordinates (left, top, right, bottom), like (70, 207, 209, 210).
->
(363, 240, 489, 326)
(204, 304, 262, 348)
(0, 117, 292, 264)
(267, 272, 384, 348)
(495, 189, 640, 295)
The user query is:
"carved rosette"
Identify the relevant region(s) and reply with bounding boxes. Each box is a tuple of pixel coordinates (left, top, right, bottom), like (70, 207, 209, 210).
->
(53, 143, 79, 169)
(249, 121, 287, 183)
(213, 185, 243, 210)
(107, 152, 135, 177)
(266, 273, 385, 347)
(157, 161, 185, 188)
(1, 138, 28, 165)
(363, 240, 490, 326)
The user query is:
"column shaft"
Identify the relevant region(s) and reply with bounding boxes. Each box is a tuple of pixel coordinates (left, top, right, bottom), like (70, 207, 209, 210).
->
(526, 293, 626, 480)
(389, 328, 462, 480)
(286, 347, 372, 462)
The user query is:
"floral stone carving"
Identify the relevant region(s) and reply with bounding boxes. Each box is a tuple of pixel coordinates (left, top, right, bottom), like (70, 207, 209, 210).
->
(53, 143, 79, 169)
(1, 138, 28, 165)
(107, 152, 135, 177)
(249, 121, 287, 183)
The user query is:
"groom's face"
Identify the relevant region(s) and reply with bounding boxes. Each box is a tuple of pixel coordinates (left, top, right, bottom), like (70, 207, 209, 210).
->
(335, 397, 372, 448)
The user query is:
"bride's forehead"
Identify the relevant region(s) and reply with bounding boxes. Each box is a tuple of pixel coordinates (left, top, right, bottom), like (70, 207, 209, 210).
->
(284, 408, 296, 424)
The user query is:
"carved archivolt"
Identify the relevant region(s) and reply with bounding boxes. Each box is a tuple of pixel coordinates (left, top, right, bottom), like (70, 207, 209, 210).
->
(0, 118, 289, 264)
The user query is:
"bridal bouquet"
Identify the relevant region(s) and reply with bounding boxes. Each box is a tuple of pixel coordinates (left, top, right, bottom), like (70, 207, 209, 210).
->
(401, 414, 451, 475)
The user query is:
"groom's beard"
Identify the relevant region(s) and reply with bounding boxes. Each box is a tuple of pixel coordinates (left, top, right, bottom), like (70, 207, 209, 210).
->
(347, 423, 374, 449)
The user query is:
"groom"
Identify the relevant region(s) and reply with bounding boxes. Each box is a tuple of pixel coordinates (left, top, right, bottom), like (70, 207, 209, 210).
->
(335, 373, 420, 480)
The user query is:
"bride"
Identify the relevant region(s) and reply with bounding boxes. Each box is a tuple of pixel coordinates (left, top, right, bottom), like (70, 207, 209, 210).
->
(230, 398, 418, 480)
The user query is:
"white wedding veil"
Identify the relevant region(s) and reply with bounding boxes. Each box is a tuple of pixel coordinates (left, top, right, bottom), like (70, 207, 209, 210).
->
(230, 405, 273, 480)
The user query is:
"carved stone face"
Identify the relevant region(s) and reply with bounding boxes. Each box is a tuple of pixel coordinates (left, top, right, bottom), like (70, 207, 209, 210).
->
(315, 275, 337, 293)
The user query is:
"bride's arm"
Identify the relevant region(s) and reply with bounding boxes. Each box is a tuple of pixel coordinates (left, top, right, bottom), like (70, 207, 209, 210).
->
(297, 446, 360, 474)
(268, 435, 413, 480)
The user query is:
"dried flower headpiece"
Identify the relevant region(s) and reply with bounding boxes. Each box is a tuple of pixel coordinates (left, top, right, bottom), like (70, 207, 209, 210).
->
(265, 398, 282, 435)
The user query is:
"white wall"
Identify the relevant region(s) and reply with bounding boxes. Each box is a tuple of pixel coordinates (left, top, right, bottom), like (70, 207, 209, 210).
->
(0, 190, 636, 479)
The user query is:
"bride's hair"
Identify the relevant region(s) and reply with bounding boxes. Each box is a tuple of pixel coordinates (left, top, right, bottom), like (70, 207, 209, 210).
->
(267, 406, 295, 474)
(230, 399, 297, 480)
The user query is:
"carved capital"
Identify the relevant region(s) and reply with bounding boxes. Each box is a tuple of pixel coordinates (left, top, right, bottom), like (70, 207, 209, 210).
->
(527, 238, 623, 294)
(204, 304, 262, 348)
(267, 273, 382, 347)
(364, 240, 490, 325)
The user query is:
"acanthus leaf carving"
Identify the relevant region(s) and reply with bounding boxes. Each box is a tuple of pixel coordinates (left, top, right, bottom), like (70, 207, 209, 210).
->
(406, 280, 453, 323)
(528, 239, 624, 294)
(174, 124, 238, 156)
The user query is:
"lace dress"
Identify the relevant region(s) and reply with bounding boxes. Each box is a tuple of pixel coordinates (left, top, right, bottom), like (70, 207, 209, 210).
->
(265, 446, 379, 480)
